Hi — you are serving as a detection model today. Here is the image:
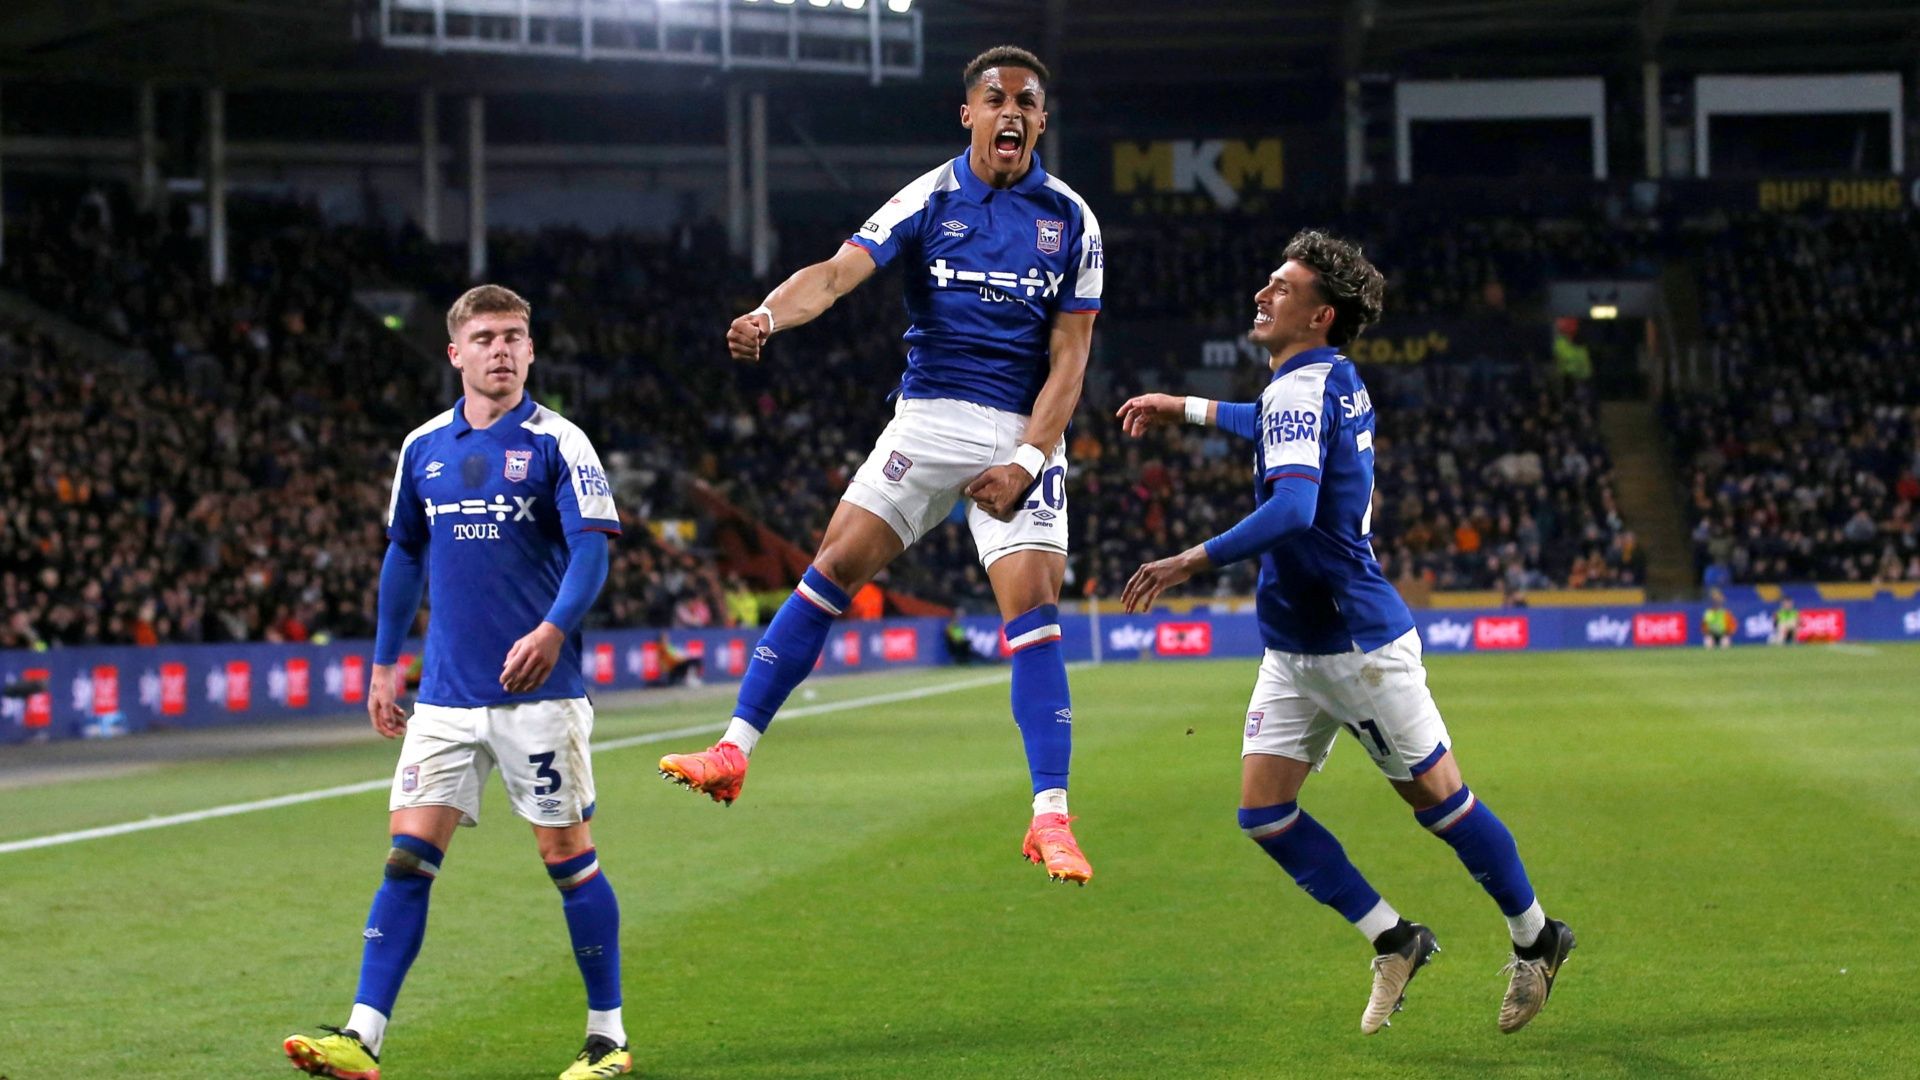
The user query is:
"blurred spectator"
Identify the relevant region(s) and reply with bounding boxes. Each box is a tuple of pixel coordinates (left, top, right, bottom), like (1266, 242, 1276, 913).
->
(849, 582, 885, 621)
(1665, 212, 1920, 584)
(3, 183, 1678, 648)
(652, 631, 704, 687)
(723, 573, 762, 628)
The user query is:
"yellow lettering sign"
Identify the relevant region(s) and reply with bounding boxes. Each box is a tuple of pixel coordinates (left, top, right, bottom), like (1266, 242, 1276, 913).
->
(1113, 142, 1173, 194)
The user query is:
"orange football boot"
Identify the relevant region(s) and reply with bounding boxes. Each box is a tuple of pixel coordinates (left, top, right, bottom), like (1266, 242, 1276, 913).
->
(658, 741, 749, 805)
(1022, 812, 1092, 885)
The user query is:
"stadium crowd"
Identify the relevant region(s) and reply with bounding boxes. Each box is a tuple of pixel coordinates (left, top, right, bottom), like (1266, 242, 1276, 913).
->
(0, 191, 733, 648)
(1665, 211, 1920, 585)
(3, 186, 1660, 646)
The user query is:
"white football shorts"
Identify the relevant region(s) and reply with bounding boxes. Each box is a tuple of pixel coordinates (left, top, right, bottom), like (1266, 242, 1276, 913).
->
(842, 396, 1068, 569)
(390, 697, 598, 827)
(1241, 629, 1453, 782)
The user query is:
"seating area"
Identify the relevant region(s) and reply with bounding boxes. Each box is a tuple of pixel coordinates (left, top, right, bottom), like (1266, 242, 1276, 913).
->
(1664, 211, 1920, 585)
(29, 183, 1876, 647)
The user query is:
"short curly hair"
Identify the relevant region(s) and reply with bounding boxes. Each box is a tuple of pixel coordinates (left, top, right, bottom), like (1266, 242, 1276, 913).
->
(963, 45, 1049, 93)
(1283, 229, 1385, 347)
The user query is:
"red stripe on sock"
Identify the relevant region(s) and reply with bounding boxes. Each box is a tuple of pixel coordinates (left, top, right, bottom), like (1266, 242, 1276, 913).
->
(1009, 633, 1062, 653)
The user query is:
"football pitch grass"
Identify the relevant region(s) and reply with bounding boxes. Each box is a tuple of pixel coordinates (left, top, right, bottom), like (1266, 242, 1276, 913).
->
(2, 646, 1915, 1079)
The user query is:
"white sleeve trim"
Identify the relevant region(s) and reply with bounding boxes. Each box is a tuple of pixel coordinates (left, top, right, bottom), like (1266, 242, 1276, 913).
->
(855, 160, 958, 249)
(522, 405, 620, 525)
(1044, 175, 1104, 302)
(1259, 363, 1332, 473)
(386, 409, 455, 529)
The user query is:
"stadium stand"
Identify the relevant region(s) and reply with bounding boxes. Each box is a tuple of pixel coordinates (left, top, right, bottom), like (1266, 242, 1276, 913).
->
(0, 191, 731, 646)
(1665, 211, 1920, 585)
(3, 183, 1670, 637)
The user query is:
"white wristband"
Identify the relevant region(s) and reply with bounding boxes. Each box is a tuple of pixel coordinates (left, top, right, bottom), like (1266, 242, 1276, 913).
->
(749, 305, 776, 334)
(1184, 396, 1211, 425)
(1011, 443, 1048, 479)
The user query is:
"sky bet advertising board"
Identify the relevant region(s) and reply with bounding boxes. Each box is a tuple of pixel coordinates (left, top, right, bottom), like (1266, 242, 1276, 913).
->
(5, 598, 1916, 742)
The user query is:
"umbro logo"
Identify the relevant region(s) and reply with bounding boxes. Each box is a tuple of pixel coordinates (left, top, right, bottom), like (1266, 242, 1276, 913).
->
(940, 219, 969, 237)
(1054, 707, 1073, 724)
(754, 646, 778, 664)
(424, 460, 445, 480)
(364, 927, 384, 941)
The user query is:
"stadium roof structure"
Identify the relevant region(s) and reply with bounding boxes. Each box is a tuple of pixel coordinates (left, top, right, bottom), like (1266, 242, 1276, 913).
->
(2, 0, 1917, 92)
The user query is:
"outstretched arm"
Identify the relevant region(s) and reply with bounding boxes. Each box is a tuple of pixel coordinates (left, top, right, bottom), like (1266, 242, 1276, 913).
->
(1115, 393, 1258, 439)
(968, 311, 1097, 520)
(1120, 476, 1320, 613)
(726, 243, 878, 362)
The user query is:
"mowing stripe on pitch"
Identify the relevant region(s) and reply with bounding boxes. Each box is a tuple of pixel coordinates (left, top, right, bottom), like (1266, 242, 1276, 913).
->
(0, 669, 1013, 856)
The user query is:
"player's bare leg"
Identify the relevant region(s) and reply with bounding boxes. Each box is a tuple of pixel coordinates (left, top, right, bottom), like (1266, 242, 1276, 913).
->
(1391, 750, 1572, 1033)
(986, 549, 1090, 884)
(1239, 753, 1437, 1033)
(285, 805, 463, 1079)
(659, 501, 904, 804)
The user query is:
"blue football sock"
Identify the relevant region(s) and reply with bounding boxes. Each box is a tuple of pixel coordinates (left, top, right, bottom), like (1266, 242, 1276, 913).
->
(732, 566, 849, 731)
(1416, 786, 1537, 917)
(1006, 604, 1071, 794)
(1240, 803, 1385, 924)
(353, 834, 442, 1018)
(548, 849, 622, 1011)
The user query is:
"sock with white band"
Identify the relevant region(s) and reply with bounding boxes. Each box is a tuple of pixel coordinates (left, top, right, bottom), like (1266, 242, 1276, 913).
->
(732, 565, 848, 732)
(721, 717, 762, 756)
(1239, 803, 1392, 942)
(587, 1008, 626, 1045)
(1414, 785, 1544, 946)
(346, 1003, 389, 1057)
(1006, 604, 1072, 793)
(1033, 787, 1069, 817)
(349, 833, 443, 1057)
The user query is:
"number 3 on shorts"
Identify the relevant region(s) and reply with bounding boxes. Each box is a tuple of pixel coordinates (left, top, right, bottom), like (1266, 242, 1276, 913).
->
(529, 751, 563, 796)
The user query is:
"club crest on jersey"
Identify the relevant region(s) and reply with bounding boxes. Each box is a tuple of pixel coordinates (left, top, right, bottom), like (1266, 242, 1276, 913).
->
(503, 449, 532, 482)
(883, 450, 914, 481)
(1035, 219, 1064, 255)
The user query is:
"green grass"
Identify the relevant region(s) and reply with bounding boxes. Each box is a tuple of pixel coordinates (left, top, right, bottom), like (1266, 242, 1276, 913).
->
(2, 647, 1916, 1079)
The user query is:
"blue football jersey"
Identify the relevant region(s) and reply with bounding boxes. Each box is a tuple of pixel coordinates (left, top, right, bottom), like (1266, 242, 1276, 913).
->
(846, 150, 1102, 414)
(385, 395, 621, 707)
(1248, 347, 1414, 655)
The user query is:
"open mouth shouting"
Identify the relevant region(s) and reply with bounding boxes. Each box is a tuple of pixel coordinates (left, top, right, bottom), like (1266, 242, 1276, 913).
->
(992, 124, 1024, 162)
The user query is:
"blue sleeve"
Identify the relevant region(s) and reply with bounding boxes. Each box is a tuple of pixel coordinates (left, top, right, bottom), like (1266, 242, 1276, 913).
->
(1215, 401, 1258, 440)
(373, 540, 427, 665)
(543, 530, 609, 634)
(1201, 475, 1321, 566)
